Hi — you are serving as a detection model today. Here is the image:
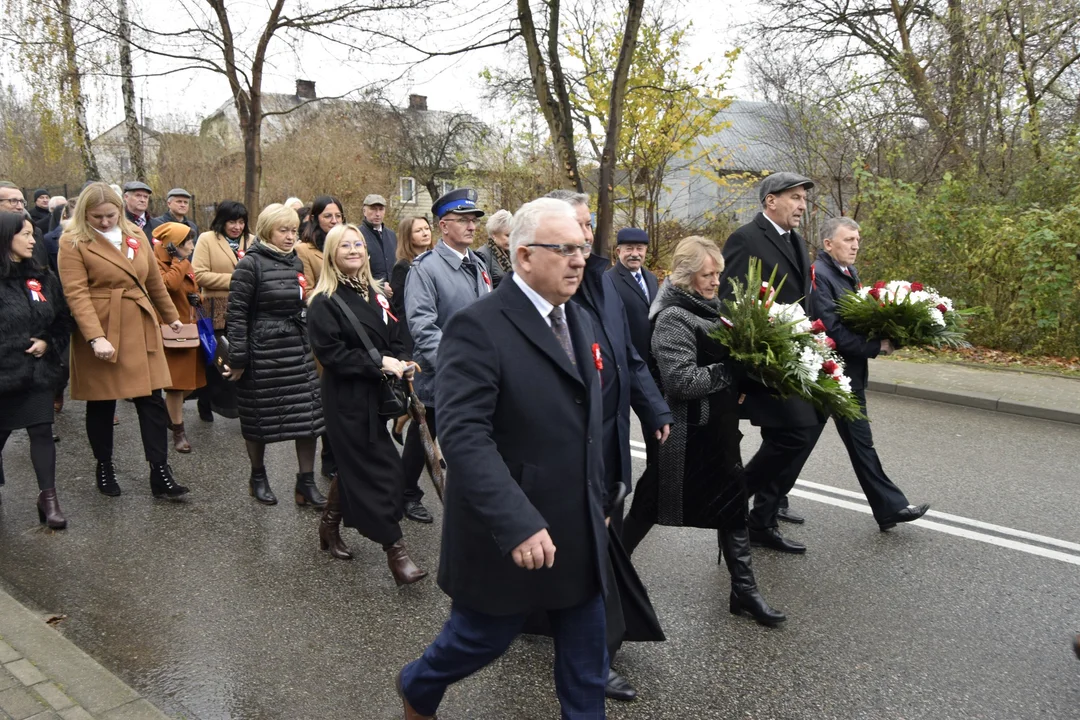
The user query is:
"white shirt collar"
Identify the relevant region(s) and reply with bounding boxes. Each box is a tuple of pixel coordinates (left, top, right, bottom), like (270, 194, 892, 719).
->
(512, 273, 558, 327)
(442, 240, 467, 262)
(763, 212, 790, 238)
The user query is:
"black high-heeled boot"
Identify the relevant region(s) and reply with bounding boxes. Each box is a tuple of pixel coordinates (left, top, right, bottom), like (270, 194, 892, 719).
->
(719, 528, 786, 626)
(37, 488, 67, 529)
(294, 472, 327, 508)
(149, 463, 189, 498)
(249, 467, 277, 505)
(96, 460, 121, 496)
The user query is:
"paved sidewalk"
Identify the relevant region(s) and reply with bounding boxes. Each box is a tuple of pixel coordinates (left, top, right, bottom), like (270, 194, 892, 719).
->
(0, 589, 170, 720)
(868, 358, 1080, 424)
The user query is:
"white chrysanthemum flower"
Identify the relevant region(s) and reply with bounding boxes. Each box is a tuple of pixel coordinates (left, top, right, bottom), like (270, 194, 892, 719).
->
(857, 286, 872, 299)
(886, 280, 911, 301)
(838, 375, 852, 393)
(928, 307, 946, 327)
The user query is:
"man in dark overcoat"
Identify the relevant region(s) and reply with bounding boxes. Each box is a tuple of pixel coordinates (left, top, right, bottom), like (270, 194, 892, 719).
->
(358, 193, 398, 282)
(607, 227, 659, 366)
(398, 198, 610, 720)
(719, 172, 825, 553)
(810, 217, 930, 530)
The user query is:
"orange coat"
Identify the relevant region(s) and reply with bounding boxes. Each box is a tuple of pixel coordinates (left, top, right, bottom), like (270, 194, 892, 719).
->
(58, 229, 180, 401)
(154, 243, 207, 392)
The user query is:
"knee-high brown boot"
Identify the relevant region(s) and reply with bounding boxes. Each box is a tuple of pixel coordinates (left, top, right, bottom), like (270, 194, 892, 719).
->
(318, 475, 352, 560)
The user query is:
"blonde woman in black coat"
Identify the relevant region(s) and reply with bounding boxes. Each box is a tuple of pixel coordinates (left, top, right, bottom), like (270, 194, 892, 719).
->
(0, 213, 70, 528)
(307, 223, 426, 586)
(225, 203, 326, 508)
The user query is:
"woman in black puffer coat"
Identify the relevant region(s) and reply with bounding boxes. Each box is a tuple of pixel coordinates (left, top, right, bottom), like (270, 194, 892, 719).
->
(225, 203, 326, 508)
(0, 213, 70, 528)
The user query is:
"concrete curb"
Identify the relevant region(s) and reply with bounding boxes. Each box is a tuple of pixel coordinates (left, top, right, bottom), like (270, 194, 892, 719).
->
(867, 379, 1080, 425)
(0, 588, 171, 719)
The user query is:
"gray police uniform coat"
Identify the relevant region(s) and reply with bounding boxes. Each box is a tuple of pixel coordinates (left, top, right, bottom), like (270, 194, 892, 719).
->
(404, 240, 492, 406)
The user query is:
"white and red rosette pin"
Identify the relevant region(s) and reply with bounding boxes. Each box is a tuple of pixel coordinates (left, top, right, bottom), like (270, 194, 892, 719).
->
(376, 293, 398, 322)
(26, 279, 46, 302)
(125, 237, 139, 260)
(297, 273, 307, 299)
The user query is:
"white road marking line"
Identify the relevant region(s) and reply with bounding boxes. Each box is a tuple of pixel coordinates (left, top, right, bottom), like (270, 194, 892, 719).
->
(628, 439, 1080, 563)
(789, 488, 1080, 566)
(795, 479, 1080, 553)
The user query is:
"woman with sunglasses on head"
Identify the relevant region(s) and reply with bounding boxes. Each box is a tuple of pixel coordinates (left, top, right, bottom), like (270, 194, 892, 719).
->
(58, 182, 188, 499)
(308, 223, 426, 584)
(0, 213, 70, 527)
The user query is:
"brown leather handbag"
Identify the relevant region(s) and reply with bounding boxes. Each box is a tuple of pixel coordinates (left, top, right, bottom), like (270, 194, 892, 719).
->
(160, 323, 201, 349)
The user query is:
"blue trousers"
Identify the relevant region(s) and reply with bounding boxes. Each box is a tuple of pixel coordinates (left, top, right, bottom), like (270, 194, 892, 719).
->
(401, 593, 608, 719)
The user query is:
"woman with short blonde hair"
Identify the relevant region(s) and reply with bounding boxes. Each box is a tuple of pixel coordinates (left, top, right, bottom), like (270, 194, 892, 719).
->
(59, 181, 189, 499)
(622, 235, 786, 627)
(475, 208, 512, 288)
(225, 203, 326, 508)
(307, 223, 426, 584)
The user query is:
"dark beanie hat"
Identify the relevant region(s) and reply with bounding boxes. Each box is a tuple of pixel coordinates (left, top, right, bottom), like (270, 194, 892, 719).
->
(33, 188, 49, 200)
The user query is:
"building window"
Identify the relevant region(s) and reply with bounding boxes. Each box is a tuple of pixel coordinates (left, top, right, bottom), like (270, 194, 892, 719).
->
(400, 177, 416, 204)
(438, 179, 454, 197)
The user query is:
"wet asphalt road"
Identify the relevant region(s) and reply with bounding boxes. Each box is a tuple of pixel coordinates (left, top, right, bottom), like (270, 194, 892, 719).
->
(1, 391, 1079, 719)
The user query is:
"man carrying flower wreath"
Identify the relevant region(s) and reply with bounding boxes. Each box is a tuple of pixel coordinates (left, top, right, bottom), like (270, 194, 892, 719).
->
(810, 217, 930, 530)
(719, 172, 825, 554)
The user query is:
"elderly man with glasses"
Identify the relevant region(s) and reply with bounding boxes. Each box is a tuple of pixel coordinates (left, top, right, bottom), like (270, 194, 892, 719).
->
(398, 197, 610, 720)
(402, 188, 492, 524)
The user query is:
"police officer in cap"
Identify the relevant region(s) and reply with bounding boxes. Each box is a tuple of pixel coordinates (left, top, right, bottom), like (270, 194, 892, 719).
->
(402, 188, 491, 523)
(719, 171, 825, 553)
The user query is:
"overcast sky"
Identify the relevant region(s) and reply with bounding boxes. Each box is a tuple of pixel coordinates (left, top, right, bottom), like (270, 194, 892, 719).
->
(8, 0, 758, 137)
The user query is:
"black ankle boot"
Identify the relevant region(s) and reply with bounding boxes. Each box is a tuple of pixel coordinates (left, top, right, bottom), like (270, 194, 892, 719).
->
(249, 467, 277, 505)
(294, 471, 327, 508)
(96, 460, 121, 496)
(719, 528, 786, 626)
(150, 463, 189, 498)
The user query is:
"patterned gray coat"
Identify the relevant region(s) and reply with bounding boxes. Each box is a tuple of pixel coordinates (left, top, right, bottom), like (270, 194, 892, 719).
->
(649, 280, 746, 529)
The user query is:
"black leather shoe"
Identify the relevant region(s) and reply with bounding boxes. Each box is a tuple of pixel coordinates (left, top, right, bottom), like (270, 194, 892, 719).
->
(878, 503, 930, 531)
(777, 506, 805, 524)
(605, 669, 637, 702)
(405, 500, 434, 524)
(749, 527, 806, 554)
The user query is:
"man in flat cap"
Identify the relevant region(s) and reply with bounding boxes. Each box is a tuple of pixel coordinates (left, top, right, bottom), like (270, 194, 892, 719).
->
(359, 193, 398, 283)
(122, 181, 154, 231)
(403, 188, 491, 524)
(150, 187, 198, 238)
(719, 172, 825, 554)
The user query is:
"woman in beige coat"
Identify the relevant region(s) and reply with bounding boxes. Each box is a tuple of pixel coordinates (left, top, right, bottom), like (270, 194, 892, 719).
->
(192, 200, 252, 421)
(58, 182, 189, 499)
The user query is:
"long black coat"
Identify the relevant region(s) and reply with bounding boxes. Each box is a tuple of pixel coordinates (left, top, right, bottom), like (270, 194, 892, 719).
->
(606, 261, 659, 366)
(574, 255, 671, 493)
(0, 263, 69, 396)
(226, 242, 324, 443)
(435, 277, 609, 616)
(309, 285, 410, 545)
(810, 251, 880, 391)
(721, 212, 824, 428)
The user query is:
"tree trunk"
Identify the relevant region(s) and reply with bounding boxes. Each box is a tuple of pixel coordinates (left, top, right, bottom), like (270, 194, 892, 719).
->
(517, 0, 583, 191)
(117, 0, 145, 181)
(595, 0, 645, 254)
(58, 0, 99, 180)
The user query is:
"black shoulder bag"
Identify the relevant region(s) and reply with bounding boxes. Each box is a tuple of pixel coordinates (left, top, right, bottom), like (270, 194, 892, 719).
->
(330, 292, 407, 419)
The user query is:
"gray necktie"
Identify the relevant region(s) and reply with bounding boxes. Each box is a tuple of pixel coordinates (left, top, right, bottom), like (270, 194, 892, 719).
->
(549, 306, 576, 366)
(634, 271, 649, 301)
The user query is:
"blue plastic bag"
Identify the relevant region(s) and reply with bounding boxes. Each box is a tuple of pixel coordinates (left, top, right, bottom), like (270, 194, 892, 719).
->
(196, 310, 217, 366)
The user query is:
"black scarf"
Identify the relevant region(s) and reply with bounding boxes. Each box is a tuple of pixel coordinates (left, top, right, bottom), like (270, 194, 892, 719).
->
(486, 239, 512, 274)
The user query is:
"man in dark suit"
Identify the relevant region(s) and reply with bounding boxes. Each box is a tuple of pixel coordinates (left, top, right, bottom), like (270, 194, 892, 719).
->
(121, 181, 154, 231)
(720, 172, 826, 554)
(607, 228, 659, 366)
(358, 193, 398, 282)
(549, 192, 671, 703)
(810, 217, 930, 530)
(398, 198, 610, 720)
